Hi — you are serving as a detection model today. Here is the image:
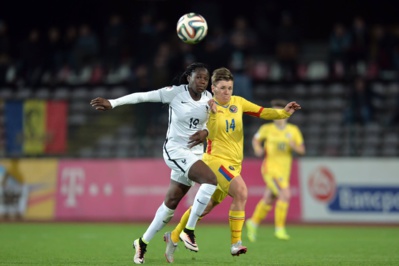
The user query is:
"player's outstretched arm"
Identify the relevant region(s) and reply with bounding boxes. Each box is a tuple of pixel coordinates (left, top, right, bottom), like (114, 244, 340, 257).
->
(90, 97, 112, 111)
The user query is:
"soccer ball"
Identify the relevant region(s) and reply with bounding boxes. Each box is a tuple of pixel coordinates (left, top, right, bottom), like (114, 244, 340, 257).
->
(176, 13, 208, 44)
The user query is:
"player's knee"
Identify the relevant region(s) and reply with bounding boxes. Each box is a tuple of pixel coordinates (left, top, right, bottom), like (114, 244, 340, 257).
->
(164, 197, 181, 209)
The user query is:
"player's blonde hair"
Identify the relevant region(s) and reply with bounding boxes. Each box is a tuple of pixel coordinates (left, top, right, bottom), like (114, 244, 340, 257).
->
(211, 67, 234, 85)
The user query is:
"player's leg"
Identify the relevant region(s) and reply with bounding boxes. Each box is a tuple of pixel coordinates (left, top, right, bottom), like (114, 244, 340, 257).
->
(134, 174, 191, 264)
(167, 187, 222, 262)
(228, 175, 248, 256)
(275, 186, 291, 240)
(246, 188, 275, 242)
(179, 159, 217, 252)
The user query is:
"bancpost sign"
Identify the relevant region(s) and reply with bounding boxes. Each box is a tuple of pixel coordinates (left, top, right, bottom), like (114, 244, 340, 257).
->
(300, 158, 399, 223)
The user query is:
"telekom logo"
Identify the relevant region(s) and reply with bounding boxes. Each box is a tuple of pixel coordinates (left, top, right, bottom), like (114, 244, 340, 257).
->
(60, 167, 85, 207)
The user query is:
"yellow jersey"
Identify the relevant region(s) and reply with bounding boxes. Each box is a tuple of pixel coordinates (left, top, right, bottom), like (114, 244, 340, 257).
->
(256, 122, 304, 179)
(204, 96, 291, 166)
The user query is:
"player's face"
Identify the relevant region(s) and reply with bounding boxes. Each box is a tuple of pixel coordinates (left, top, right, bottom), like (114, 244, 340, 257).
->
(212, 80, 233, 105)
(188, 68, 209, 94)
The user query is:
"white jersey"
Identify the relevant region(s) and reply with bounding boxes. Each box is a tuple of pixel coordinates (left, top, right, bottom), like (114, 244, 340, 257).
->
(159, 84, 212, 155)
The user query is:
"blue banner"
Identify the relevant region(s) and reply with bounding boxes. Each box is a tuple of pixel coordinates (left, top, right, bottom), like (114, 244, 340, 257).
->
(5, 100, 23, 155)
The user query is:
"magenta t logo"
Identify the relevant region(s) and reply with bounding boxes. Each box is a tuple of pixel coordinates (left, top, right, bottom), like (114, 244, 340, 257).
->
(60, 168, 85, 208)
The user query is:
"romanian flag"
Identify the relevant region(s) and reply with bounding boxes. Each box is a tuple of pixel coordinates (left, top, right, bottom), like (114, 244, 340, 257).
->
(5, 100, 68, 155)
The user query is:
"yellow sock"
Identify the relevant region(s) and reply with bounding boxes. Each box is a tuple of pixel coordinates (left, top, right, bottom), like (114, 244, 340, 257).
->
(171, 207, 191, 243)
(251, 200, 272, 225)
(275, 200, 289, 229)
(229, 210, 245, 244)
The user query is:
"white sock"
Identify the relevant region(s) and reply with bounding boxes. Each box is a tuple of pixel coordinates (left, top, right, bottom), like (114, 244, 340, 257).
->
(186, 183, 216, 230)
(142, 202, 174, 243)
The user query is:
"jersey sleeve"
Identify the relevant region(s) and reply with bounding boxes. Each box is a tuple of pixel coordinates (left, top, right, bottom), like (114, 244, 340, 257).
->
(158, 85, 182, 104)
(240, 97, 291, 120)
(109, 89, 162, 108)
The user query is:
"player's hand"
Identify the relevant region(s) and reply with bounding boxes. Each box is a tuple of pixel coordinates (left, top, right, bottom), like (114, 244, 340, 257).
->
(188, 129, 208, 148)
(254, 147, 264, 157)
(90, 97, 112, 111)
(284, 101, 301, 114)
(208, 99, 217, 114)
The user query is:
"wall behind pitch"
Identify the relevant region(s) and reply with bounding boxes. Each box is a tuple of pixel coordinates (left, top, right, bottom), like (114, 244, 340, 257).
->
(54, 158, 302, 222)
(300, 158, 399, 223)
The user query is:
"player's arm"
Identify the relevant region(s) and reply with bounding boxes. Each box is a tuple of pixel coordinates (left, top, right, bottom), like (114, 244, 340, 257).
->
(289, 127, 306, 155)
(90, 90, 162, 111)
(188, 129, 208, 148)
(241, 98, 300, 120)
(252, 133, 264, 157)
(205, 99, 218, 140)
(188, 98, 215, 148)
(289, 141, 306, 155)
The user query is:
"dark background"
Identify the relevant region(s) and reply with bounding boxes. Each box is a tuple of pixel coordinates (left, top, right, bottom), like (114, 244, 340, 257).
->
(2, 0, 397, 42)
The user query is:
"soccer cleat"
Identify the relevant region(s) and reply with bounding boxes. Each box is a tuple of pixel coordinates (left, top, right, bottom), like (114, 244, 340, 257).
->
(245, 219, 257, 242)
(231, 241, 247, 256)
(275, 228, 290, 240)
(179, 229, 199, 252)
(164, 232, 178, 263)
(133, 238, 147, 264)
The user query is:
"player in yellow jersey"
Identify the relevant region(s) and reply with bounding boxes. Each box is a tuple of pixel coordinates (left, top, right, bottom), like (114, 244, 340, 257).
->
(246, 99, 306, 241)
(162, 67, 301, 261)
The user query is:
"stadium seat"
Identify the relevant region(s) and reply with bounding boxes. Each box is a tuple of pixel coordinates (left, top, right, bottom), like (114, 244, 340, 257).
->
(327, 83, 346, 97)
(53, 87, 71, 99)
(71, 87, 90, 100)
(306, 61, 329, 81)
(34, 87, 51, 99)
(68, 113, 87, 125)
(91, 86, 109, 99)
(15, 87, 33, 99)
(0, 87, 14, 99)
(109, 86, 129, 99)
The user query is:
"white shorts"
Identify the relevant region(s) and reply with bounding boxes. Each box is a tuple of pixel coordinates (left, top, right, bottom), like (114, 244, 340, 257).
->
(163, 146, 202, 187)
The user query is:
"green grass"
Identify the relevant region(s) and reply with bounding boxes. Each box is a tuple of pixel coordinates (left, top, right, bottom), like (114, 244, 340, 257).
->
(1, 223, 398, 265)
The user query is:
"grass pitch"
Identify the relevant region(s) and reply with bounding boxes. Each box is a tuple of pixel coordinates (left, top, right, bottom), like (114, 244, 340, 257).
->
(0, 222, 398, 265)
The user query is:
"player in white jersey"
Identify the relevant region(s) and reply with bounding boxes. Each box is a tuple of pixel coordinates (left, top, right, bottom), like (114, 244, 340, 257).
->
(90, 62, 217, 264)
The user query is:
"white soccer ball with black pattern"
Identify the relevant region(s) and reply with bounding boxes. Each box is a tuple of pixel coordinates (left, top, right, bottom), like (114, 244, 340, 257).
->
(176, 13, 208, 44)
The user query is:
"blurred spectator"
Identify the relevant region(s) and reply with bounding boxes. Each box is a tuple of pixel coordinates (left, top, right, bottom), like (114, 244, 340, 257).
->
(204, 25, 230, 70)
(229, 16, 258, 54)
(0, 20, 11, 85)
(153, 19, 172, 45)
(63, 26, 78, 67)
(369, 24, 393, 71)
(254, 1, 276, 55)
(344, 76, 381, 125)
(390, 25, 399, 72)
(133, 13, 157, 64)
(0, 20, 9, 56)
(227, 16, 257, 100)
(150, 42, 172, 88)
(17, 28, 45, 86)
(348, 16, 369, 72)
(275, 11, 301, 80)
(328, 23, 351, 79)
(73, 24, 100, 70)
(103, 14, 128, 69)
(43, 27, 64, 83)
